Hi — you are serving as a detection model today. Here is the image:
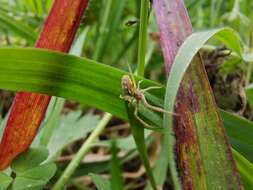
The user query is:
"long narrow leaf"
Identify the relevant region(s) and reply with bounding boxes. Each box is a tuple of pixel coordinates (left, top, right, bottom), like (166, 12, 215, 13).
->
(0, 48, 162, 121)
(233, 149, 253, 189)
(0, 47, 252, 185)
(153, 0, 242, 189)
(221, 110, 253, 163)
(0, 0, 90, 170)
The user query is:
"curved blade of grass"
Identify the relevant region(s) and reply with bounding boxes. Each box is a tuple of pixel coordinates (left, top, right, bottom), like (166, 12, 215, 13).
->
(0, 9, 37, 44)
(0, 48, 164, 122)
(162, 28, 243, 189)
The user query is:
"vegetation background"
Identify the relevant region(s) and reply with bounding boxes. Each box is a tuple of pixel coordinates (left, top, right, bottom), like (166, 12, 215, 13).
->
(0, 0, 252, 190)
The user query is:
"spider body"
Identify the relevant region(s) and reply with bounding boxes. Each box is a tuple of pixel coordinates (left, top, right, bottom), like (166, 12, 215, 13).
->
(121, 74, 175, 131)
(121, 75, 143, 101)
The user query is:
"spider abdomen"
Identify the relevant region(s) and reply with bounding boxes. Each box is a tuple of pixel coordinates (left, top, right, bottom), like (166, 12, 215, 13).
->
(121, 75, 135, 96)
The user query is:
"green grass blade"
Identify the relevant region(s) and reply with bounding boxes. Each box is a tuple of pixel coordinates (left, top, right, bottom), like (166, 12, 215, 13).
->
(137, 0, 149, 76)
(0, 172, 13, 190)
(233, 149, 253, 189)
(89, 173, 111, 190)
(110, 140, 124, 190)
(221, 110, 253, 162)
(0, 47, 127, 119)
(126, 105, 157, 190)
(39, 27, 89, 146)
(0, 48, 164, 121)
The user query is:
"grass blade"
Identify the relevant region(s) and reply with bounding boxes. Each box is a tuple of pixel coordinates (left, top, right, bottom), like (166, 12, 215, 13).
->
(221, 110, 253, 163)
(110, 140, 124, 190)
(233, 149, 253, 189)
(90, 173, 111, 190)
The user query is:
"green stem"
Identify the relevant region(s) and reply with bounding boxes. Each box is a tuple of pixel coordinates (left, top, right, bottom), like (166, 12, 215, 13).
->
(52, 113, 112, 190)
(131, 1, 157, 189)
(137, 0, 149, 76)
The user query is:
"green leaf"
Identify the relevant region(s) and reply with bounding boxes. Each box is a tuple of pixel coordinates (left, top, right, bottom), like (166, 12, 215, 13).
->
(47, 112, 100, 161)
(159, 27, 243, 189)
(10, 147, 56, 190)
(221, 110, 253, 162)
(11, 147, 48, 173)
(126, 105, 157, 190)
(89, 173, 111, 190)
(39, 27, 90, 147)
(246, 83, 253, 109)
(110, 140, 124, 190)
(0, 172, 13, 190)
(12, 163, 56, 190)
(233, 149, 253, 190)
(0, 47, 163, 121)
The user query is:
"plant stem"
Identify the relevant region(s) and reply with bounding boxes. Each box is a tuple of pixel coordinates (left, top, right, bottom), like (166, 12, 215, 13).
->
(52, 113, 112, 190)
(137, 0, 149, 76)
(132, 1, 158, 189)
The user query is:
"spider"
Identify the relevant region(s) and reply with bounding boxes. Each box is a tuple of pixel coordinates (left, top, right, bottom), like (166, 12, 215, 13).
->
(120, 74, 176, 131)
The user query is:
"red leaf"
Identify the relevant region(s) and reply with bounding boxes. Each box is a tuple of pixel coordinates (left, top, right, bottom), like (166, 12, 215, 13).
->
(0, 0, 89, 170)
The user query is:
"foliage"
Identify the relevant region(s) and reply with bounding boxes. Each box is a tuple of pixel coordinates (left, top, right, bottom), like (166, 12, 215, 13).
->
(0, 0, 253, 190)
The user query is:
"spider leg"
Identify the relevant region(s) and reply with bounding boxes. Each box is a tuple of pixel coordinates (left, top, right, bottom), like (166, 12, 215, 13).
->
(134, 102, 163, 131)
(141, 95, 179, 116)
(137, 80, 144, 89)
(128, 98, 136, 107)
(120, 95, 132, 102)
(140, 86, 162, 93)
